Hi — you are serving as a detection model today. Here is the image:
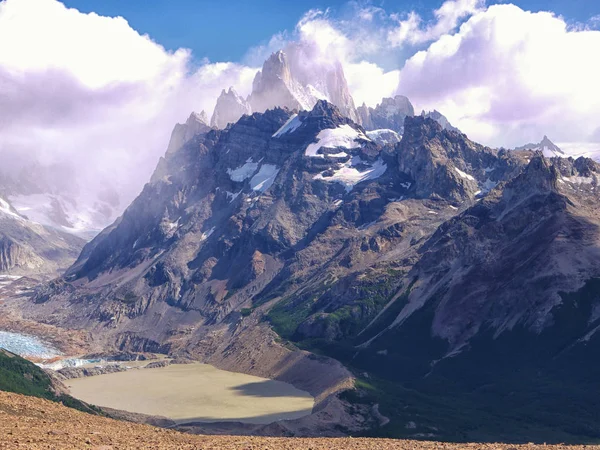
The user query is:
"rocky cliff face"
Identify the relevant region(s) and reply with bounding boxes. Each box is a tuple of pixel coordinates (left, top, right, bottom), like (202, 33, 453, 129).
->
(19, 100, 600, 441)
(250, 51, 359, 123)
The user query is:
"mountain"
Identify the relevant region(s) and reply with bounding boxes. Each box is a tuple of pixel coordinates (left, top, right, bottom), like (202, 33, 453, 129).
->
(357, 96, 415, 134)
(167, 111, 211, 156)
(249, 50, 359, 124)
(420, 109, 458, 132)
(0, 194, 84, 276)
(515, 135, 565, 158)
(210, 50, 359, 130)
(210, 88, 252, 129)
(16, 101, 600, 441)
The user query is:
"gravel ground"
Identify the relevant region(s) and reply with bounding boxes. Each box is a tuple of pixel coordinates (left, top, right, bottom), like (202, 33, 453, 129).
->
(0, 391, 596, 450)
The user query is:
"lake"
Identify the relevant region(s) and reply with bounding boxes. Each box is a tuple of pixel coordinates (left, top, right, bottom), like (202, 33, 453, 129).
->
(67, 363, 314, 424)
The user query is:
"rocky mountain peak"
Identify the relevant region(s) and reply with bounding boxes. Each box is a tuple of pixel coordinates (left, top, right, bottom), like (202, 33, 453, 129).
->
(358, 95, 415, 134)
(523, 153, 559, 190)
(398, 116, 515, 202)
(190, 110, 209, 126)
(210, 87, 252, 129)
(498, 154, 560, 207)
(248, 50, 359, 123)
(166, 111, 213, 156)
(381, 95, 414, 116)
(514, 135, 564, 157)
(421, 109, 458, 132)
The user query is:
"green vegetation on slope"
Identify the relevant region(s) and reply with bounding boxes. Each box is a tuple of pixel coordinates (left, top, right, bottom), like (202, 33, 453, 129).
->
(0, 348, 102, 415)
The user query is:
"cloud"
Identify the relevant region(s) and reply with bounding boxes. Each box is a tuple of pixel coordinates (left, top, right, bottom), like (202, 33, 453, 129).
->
(396, 4, 600, 146)
(0, 0, 256, 213)
(388, 0, 483, 48)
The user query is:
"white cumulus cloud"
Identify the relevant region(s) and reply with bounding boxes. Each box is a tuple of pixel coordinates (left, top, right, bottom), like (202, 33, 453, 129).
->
(396, 4, 600, 146)
(388, 0, 484, 48)
(0, 0, 257, 216)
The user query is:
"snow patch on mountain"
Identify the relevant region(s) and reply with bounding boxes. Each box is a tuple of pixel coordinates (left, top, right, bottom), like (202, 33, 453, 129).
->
(366, 129, 401, 145)
(455, 168, 476, 181)
(200, 227, 215, 241)
(557, 142, 600, 161)
(305, 125, 370, 158)
(226, 190, 242, 203)
(227, 159, 259, 182)
(0, 197, 23, 220)
(563, 176, 594, 184)
(9, 193, 110, 239)
(314, 156, 387, 192)
(250, 164, 280, 193)
(481, 179, 498, 192)
(273, 114, 303, 138)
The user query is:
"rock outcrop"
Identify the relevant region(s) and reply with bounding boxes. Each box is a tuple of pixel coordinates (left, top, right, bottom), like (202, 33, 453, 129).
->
(420, 109, 458, 132)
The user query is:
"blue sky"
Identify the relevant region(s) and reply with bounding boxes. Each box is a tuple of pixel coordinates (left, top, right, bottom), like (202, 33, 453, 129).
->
(61, 0, 599, 63)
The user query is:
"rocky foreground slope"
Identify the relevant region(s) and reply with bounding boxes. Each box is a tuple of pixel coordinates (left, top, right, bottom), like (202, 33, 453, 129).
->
(9, 99, 600, 442)
(0, 390, 594, 450)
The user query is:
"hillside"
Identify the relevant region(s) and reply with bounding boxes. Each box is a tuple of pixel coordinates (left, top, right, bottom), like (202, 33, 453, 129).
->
(0, 390, 591, 450)
(0, 349, 99, 415)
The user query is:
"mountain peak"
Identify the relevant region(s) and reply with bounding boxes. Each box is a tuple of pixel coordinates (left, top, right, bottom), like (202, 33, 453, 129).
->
(188, 110, 209, 127)
(248, 48, 358, 122)
(211, 87, 251, 129)
(509, 153, 559, 195)
(514, 135, 564, 157)
(358, 95, 415, 133)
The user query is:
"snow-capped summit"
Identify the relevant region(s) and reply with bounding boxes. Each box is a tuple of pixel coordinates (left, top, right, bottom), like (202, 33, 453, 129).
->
(210, 87, 252, 129)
